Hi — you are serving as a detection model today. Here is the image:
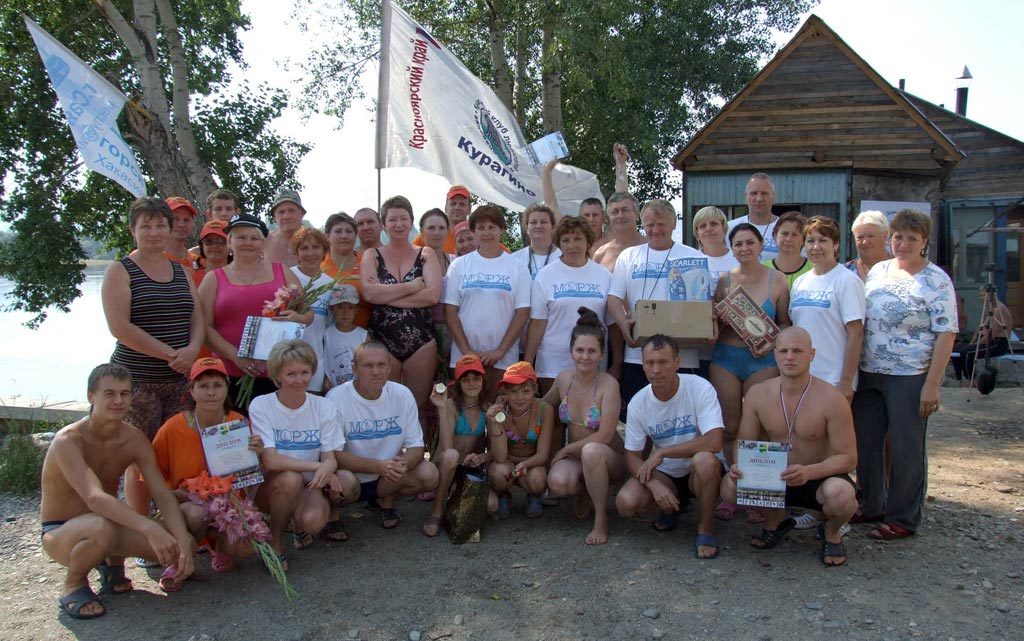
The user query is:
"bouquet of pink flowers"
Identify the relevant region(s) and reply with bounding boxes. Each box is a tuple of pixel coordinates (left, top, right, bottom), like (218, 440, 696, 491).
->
(182, 472, 296, 600)
(261, 284, 304, 318)
(201, 493, 271, 545)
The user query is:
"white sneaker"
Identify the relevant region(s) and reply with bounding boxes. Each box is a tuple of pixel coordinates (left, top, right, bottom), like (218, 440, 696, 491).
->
(793, 512, 822, 530)
(814, 523, 852, 538)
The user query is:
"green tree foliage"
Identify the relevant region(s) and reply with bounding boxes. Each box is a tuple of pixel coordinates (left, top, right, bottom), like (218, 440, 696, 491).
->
(293, 0, 812, 202)
(0, 1, 309, 325)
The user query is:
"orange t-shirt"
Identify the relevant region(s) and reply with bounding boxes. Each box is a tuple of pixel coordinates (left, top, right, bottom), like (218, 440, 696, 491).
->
(413, 231, 509, 254)
(164, 250, 201, 272)
(413, 231, 456, 255)
(152, 410, 247, 490)
(320, 252, 371, 328)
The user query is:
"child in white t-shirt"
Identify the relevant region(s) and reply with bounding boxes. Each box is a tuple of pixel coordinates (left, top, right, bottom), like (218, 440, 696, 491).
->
(323, 285, 368, 390)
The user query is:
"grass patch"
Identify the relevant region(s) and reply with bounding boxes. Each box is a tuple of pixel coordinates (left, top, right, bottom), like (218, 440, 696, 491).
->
(0, 422, 54, 495)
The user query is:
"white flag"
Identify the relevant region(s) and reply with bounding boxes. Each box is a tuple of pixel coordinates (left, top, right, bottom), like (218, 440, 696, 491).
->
(376, 1, 600, 213)
(25, 16, 147, 197)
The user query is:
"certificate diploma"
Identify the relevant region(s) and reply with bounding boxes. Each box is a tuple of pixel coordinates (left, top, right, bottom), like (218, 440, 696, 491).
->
(237, 316, 305, 361)
(200, 419, 264, 489)
(736, 440, 790, 509)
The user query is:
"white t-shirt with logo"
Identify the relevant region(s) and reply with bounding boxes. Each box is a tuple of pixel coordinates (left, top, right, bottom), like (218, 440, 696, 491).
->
(698, 251, 740, 362)
(249, 392, 345, 482)
(530, 259, 611, 378)
(326, 381, 424, 482)
(290, 268, 333, 392)
(790, 264, 866, 387)
(728, 216, 779, 262)
(444, 251, 531, 369)
(625, 374, 724, 477)
(323, 325, 368, 386)
(608, 242, 703, 368)
(512, 245, 562, 281)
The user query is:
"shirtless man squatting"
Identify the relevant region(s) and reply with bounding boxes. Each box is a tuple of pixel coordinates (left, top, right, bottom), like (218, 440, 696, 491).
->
(40, 363, 195, 619)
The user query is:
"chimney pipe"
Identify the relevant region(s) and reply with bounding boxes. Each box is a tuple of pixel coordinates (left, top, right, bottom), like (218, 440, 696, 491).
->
(898, 79, 905, 90)
(955, 66, 972, 117)
(955, 87, 968, 116)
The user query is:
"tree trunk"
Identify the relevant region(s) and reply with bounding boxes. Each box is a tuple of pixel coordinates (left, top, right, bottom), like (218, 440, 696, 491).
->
(155, 0, 217, 205)
(513, 22, 529, 125)
(540, 13, 562, 134)
(92, 0, 215, 206)
(485, 0, 514, 112)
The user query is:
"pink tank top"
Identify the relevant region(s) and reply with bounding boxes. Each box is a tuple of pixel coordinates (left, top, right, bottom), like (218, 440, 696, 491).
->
(212, 262, 288, 377)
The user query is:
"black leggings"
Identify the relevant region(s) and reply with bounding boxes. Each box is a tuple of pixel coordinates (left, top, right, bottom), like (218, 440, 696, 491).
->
(951, 337, 1009, 380)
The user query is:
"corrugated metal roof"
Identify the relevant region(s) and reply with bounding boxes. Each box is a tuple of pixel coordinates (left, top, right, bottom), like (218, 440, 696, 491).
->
(684, 169, 848, 206)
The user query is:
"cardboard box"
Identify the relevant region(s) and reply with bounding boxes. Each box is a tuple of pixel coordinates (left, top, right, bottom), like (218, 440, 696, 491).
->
(632, 299, 715, 342)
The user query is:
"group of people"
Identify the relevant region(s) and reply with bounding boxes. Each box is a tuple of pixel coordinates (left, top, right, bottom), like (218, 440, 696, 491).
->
(40, 158, 963, 620)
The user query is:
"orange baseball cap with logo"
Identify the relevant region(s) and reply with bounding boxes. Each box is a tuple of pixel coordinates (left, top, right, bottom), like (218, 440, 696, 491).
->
(447, 185, 471, 201)
(200, 220, 228, 240)
(454, 354, 485, 380)
(497, 361, 537, 388)
(166, 197, 198, 218)
(190, 357, 228, 380)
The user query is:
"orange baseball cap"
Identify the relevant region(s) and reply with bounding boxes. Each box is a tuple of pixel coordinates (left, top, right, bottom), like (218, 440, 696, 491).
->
(200, 220, 228, 240)
(190, 357, 228, 380)
(166, 196, 198, 217)
(497, 361, 537, 387)
(454, 354, 485, 380)
(447, 185, 471, 201)
(453, 221, 471, 237)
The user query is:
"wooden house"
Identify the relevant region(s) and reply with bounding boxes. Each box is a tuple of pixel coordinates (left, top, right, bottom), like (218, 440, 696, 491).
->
(671, 15, 1023, 326)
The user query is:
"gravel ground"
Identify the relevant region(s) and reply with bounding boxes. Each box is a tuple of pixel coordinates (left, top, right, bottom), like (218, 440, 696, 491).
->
(1, 386, 1021, 641)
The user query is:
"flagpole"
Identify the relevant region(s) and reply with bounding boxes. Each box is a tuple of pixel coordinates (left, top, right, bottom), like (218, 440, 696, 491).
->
(374, 0, 392, 173)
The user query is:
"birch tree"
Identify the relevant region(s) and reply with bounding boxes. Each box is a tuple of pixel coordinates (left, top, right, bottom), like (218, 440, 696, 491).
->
(0, 1, 308, 324)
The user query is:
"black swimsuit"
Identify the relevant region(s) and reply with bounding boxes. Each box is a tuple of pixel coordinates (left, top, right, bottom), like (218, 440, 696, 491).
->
(369, 248, 435, 361)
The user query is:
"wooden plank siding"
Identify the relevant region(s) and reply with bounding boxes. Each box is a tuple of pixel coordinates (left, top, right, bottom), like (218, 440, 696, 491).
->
(672, 16, 963, 174)
(905, 94, 1024, 200)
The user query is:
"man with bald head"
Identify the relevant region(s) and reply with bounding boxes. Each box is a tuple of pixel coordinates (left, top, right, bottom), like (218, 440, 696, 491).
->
(720, 327, 857, 566)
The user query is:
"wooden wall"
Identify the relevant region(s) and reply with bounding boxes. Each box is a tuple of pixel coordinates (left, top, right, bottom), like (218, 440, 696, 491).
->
(673, 18, 959, 175)
(907, 96, 1024, 200)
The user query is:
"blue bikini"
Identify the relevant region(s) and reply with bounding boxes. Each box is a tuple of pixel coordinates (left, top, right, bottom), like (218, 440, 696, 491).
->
(454, 409, 486, 437)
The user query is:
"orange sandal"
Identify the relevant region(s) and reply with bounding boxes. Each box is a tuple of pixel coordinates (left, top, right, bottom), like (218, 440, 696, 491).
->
(866, 522, 913, 540)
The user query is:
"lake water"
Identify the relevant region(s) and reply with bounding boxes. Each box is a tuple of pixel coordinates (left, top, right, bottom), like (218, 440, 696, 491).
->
(0, 265, 114, 403)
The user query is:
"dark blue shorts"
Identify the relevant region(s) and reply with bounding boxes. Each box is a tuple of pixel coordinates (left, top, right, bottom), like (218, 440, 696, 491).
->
(359, 479, 379, 505)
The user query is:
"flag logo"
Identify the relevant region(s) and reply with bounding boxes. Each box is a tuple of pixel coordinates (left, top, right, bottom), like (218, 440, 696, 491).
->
(474, 100, 517, 170)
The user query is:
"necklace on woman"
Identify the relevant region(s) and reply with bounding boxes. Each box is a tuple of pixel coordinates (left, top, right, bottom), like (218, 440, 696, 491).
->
(184, 410, 226, 431)
(230, 262, 262, 285)
(509, 404, 532, 421)
(463, 400, 479, 409)
(528, 244, 555, 276)
(505, 404, 534, 443)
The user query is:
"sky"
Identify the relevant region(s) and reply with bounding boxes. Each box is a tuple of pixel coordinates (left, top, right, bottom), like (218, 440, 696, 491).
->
(236, 0, 1024, 233)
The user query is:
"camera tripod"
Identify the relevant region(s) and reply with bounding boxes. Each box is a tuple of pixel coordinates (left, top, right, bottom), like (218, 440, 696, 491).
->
(966, 268, 1022, 401)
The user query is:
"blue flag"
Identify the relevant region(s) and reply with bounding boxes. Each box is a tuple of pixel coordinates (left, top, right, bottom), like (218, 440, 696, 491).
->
(24, 16, 147, 197)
